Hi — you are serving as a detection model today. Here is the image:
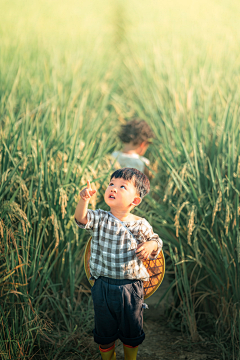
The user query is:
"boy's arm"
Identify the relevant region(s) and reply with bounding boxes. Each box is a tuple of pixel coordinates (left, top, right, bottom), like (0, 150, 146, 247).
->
(135, 223, 163, 261)
(74, 180, 96, 225)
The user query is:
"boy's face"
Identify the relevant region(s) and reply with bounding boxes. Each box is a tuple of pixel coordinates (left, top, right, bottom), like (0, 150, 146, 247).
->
(104, 177, 141, 210)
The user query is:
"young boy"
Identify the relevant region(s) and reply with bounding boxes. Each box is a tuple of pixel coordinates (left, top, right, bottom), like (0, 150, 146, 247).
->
(111, 119, 154, 176)
(74, 168, 163, 360)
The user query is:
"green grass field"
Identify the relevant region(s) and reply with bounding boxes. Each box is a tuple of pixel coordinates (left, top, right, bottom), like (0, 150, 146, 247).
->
(1, 0, 240, 358)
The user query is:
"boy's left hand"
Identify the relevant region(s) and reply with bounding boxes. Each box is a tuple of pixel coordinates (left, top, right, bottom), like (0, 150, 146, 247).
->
(135, 241, 158, 260)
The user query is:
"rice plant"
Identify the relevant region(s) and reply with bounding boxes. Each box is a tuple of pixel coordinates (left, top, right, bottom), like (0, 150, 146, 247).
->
(1, 0, 240, 358)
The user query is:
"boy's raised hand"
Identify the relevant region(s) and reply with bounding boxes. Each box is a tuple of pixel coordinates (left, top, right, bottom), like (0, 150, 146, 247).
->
(80, 180, 97, 201)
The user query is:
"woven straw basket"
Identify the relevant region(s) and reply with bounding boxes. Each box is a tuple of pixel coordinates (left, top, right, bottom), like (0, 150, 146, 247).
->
(84, 237, 165, 300)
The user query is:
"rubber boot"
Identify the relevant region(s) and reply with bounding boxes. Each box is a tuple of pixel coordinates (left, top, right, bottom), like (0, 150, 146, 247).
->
(99, 344, 116, 360)
(123, 344, 138, 360)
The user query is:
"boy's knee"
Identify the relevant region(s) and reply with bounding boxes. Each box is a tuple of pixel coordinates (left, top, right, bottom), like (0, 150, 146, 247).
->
(100, 341, 115, 349)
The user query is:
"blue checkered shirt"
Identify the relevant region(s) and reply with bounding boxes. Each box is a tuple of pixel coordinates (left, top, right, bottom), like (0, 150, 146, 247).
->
(75, 209, 163, 281)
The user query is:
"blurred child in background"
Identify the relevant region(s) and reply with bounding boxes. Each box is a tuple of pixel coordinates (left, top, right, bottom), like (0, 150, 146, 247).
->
(111, 119, 154, 177)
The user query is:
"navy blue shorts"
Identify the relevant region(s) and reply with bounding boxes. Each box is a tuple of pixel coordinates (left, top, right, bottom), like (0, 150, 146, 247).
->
(91, 276, 145, 347)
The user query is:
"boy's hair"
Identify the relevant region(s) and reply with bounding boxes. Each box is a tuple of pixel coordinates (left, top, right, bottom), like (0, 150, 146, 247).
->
(110, 168, 150, 199)
(118, 119, 154, 146)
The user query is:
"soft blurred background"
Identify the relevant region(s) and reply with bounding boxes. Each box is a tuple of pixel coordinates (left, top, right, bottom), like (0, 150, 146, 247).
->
(1, 0, 240, 359)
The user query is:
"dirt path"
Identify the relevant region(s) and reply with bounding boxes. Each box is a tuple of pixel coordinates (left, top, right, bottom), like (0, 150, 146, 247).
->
(88, 276, 221, 360)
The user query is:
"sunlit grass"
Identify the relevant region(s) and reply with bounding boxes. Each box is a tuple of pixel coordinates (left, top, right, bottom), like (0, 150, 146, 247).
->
(1, 0, 240, 358)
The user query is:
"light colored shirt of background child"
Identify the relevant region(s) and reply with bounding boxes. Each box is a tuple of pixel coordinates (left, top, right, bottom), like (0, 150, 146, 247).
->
(111, 151, 150, 173)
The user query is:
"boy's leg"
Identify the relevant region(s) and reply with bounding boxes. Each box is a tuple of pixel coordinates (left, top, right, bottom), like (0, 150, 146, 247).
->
(100, 342, 115, 349)
(91, 278, 119, 345)
(118, 280, 145, 347)
(123, 344, 138, 360)
(99, 343, 116, 360)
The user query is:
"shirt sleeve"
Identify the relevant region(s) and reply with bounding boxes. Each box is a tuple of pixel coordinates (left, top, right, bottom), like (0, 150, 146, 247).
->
(141, 156, 150, 167)
(74, 209, 101, 230)
(141, 221, 163, 260)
